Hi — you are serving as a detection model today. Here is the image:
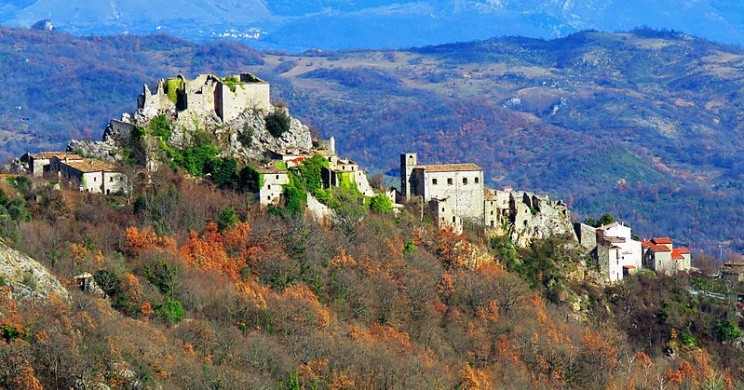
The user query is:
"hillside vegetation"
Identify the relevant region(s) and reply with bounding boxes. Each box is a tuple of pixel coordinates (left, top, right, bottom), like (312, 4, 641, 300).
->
(3, 27, 744, 254)
(0, 167, 743, 389)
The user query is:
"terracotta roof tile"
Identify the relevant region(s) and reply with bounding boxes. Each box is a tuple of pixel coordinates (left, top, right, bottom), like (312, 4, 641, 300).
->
(652, 237, 673, 245)
(32, 151, 82, 160)
(648, 244, 671, 252)
(416, 163, 482, 173)
(641, 240, 653, 248)
(676, 247, 691, 254)
(672, 249, 685, 260)
(62, 159, 120, 173)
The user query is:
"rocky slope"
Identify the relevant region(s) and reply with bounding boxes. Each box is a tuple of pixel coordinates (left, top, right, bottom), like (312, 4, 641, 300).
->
(0, 241, 68, 300)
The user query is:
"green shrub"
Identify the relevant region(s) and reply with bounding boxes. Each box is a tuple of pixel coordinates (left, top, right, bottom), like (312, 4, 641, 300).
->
(714, 319, 740, 342)
(164, 76, 186, 104)
(369, 194, 393, 214)
(144, 259, 180, 299)
(238, 125, 254, 147)
(157, 299, 185, 325)
(94, 269, 121, 297)
(265, 110, 291, 137)
(181, 146, 220, 177)
(283, 185, 307, 215)
(206, 158, 238, 188)
(149, 114, 172, 140)
(238, 166, 264, 193)
(0, 276, 5, 286)
(217, 206, 238, 231)
(221, 75, 243, 93)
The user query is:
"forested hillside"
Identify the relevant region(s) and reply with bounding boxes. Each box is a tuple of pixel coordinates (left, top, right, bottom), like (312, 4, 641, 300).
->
(0, 166, 742, 389)
(3, 26, 744, 255)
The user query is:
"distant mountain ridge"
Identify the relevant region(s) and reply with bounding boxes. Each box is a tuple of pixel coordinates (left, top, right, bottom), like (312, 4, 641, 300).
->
(1, 0, 744, 50)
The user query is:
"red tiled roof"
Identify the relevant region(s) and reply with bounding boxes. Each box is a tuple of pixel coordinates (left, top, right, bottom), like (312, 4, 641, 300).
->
(672, 249, 685, 260)
(676, 247, 691, 254)
(648, 244, 671, 252)
(652, 237, 673, 245)
(623, 265, 637, 269)
(641, 240, 653, 248)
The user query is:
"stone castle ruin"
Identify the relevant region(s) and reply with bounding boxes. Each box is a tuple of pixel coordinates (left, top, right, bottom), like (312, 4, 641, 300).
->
(400, 152, 575, 244)
(68, 73, 312, 168)
(138, 73, 270, 124)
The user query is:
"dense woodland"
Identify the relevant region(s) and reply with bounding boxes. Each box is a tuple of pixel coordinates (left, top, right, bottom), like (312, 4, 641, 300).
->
(0, 164, 742, 389)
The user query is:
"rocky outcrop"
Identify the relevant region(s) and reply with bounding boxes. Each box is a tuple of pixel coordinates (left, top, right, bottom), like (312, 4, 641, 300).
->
(197, 107, 313, 162)
(68, 74, 313, 168)
(0, 241, 69, 300)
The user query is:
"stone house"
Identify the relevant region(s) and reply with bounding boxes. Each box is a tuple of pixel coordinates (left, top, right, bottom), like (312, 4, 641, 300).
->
(575, 222, 642, 282)
(484, 188, 511, 230)
(24, 152, 82, 177)
(642, 237, 691, 274)
(258, 166, 290, 207)
(400, 153, 485, 229)
(138, 73, 271, 124)
(57, 158, 128, 194)
(319, 151, 375, 197)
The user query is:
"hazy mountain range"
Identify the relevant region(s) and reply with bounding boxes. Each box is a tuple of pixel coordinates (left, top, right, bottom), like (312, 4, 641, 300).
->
(1, 0, 744, 50)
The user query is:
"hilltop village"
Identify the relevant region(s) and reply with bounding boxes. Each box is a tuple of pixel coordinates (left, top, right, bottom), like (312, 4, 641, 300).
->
(17, 72, 693, 283)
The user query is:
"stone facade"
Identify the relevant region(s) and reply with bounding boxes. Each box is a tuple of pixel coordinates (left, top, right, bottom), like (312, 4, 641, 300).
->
(401, 153, 485, 228)
(58, 158, 129, 194)
(138, 73, 270, 124)
(721, 261, 744, 282)
(574, 223, 597, 254)
(484, 189, 511, 230)
(258, 167, 290, 207)
(508, 191, 577, 247)
(25, 152, 82, 177)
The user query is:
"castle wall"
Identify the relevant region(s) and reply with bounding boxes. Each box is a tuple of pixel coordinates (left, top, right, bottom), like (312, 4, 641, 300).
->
(419, 170, 485, 223)
(217, 82, 271, 122)
(574, 223, 597, 253)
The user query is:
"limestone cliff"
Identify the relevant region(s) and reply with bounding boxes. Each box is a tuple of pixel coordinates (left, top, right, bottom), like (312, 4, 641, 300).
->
(0, 241, 69, 300)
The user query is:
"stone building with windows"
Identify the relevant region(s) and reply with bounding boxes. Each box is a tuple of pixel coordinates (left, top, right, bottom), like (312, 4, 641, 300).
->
(642, 237, 691, 274)
(23, 152, 82, 177)
(400, 153, 485, 230)
(258, 166, 290, 207)
(57, 158, 128, 194)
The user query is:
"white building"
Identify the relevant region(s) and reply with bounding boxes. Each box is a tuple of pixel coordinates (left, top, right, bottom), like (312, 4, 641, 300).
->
(57, 158, 129, 194)
(258, 166, 290, 207)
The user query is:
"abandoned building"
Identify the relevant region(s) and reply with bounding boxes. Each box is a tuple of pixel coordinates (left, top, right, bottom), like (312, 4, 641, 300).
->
(258, 165, 290, 207)
(22, 152, 129, 195)
(721, 260, 744, 282)
(23, 151, 82, 177)
(400, 153, 485, 231)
